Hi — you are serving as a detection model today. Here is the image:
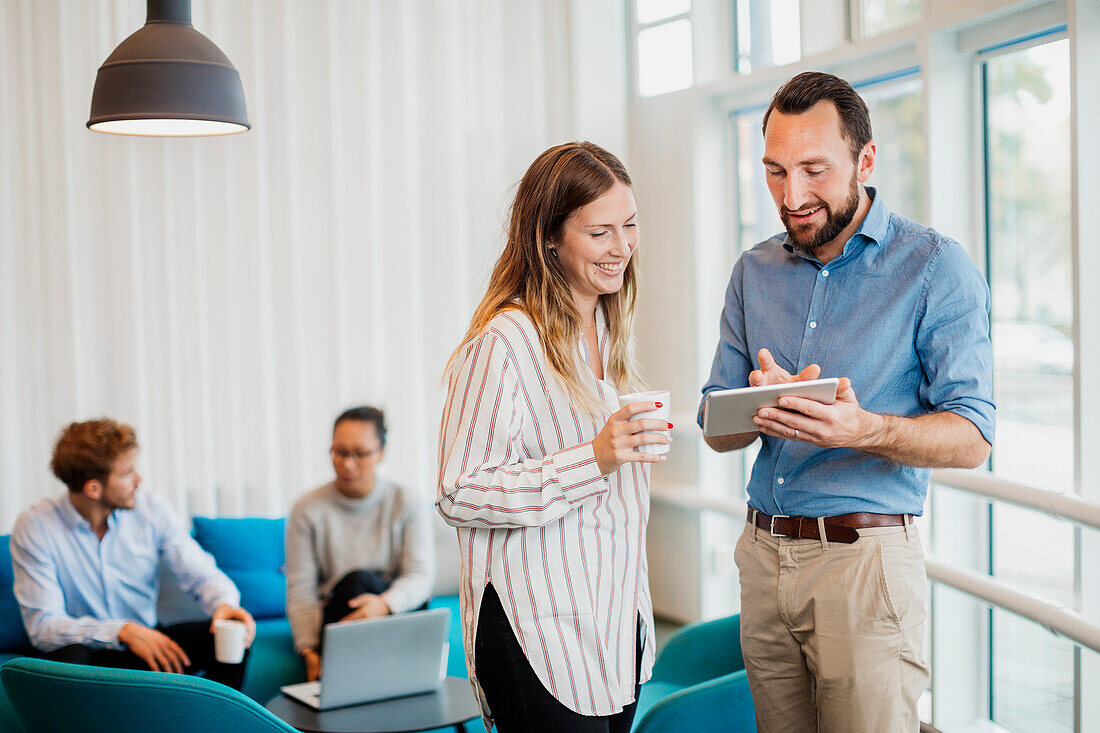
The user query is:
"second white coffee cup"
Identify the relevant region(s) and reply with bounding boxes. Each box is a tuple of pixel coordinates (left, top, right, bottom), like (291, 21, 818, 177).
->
(213, 619, 247, 664)
(617, 390, 671, 455)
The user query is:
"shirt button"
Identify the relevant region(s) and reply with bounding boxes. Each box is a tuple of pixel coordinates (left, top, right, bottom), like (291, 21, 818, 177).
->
(821, 270, 829, 278)
(810, 321, 817, 329)
(777, 477, 785, 485)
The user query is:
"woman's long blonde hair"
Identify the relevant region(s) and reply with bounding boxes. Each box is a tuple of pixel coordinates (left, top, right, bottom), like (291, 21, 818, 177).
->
(447, 141, 645, 415)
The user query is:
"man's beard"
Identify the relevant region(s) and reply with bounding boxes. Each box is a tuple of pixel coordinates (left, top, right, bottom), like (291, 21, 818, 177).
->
(782, 174, 860, 258)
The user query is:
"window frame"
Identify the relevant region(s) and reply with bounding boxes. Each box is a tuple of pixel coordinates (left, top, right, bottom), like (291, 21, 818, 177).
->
(628, 1, 695, 98)
(669, 2, 1099, 730)
(976, 29, 1078, 730)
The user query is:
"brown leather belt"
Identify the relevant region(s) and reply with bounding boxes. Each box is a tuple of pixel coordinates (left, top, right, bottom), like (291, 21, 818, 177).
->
(750, 509, 907, 544)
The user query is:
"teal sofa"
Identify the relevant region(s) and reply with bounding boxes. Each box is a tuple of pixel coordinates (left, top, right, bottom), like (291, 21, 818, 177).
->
(0, 517, 472, 732)
(2, 657, 299, 733)
(0, 535, 33, 732)
(632, 613, 755, 732)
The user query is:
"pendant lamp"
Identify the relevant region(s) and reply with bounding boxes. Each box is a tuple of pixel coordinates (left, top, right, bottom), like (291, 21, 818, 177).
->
(87, 0, 249, 136)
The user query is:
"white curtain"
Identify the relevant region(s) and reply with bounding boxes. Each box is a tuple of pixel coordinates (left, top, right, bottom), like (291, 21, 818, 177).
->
(0, 0, 624, 528)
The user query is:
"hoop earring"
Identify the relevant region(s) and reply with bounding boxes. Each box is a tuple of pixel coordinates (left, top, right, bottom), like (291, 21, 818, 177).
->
(548, 247, 559, 258)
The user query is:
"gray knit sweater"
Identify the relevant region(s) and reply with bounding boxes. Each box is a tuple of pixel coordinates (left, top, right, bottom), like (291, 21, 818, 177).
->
(285, 478, 434, 654)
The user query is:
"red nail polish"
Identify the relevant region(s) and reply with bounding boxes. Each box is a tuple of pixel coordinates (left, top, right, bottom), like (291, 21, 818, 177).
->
(654, 402, 663, 408)
(667, 422, 673, 429)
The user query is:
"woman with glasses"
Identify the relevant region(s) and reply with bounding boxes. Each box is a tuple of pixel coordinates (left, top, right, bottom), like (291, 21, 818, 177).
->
(286, 405, 434, 681)
(437, 142, 668, 732)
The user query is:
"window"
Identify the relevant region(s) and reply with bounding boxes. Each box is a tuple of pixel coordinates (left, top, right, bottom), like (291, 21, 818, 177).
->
(735, 0, 801, 74)
(859, 0, 921, 38)
(638, 2, 1096, 726)
(633, 1, 694, 97)
(860, 73, 925, 222)
(636, 0, 690, 24)
(983, 36, 1074, 733)
(733, 108, 774, 253)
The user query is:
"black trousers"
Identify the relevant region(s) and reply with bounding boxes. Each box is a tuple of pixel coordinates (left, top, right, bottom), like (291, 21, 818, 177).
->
(44, 620, 248, 690)
(321, 569, 430, 629)
(322, 569, 392, 627)
(475, 584, 644, 733)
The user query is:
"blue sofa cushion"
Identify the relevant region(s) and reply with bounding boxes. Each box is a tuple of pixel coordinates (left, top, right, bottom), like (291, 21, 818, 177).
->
(193, 518, 286, 620)
(0, 536, 31, 653)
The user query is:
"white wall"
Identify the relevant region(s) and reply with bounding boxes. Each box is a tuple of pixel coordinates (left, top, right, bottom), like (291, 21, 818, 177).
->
(0, 0, 627, 529)
(628, 86, 744, 622)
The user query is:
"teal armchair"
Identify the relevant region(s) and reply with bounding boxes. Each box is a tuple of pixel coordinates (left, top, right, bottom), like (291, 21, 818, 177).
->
(632, 614, 755, 732)
(0, 657, 300, 733)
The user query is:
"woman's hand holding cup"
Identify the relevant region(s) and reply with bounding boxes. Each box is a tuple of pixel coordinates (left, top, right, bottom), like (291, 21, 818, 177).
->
(593, 391, 672, 475)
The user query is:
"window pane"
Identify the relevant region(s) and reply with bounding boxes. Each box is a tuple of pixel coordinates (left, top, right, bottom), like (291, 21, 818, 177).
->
(735, 0, 801, 74)
(860, 0, 920, 37)
(992, 610, 1075, 733)
(637, 19, 694, 97)
(861, 76, 926, 222)
(984, 38, 1073, 733)
(734, 109, 780, 251)
(636, 0, 690, 25)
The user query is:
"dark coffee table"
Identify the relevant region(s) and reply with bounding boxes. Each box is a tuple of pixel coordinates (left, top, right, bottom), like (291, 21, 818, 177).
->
(265, 677, 480, 733)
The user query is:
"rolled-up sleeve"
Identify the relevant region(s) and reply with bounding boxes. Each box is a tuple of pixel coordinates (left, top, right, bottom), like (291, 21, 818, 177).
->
(916, 240, 996, 444)
(437, 329, 607, 530)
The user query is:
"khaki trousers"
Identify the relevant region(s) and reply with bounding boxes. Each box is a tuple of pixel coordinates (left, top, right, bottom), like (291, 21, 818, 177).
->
(734, 516, 930, 732)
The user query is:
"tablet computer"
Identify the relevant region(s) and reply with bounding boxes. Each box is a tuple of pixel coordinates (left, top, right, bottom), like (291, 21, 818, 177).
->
(702, 378, 839, 437)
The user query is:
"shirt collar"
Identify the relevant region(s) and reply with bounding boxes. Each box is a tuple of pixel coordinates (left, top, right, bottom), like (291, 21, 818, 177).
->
(58, 493, 86, 530)
(855, 186, 889, 246)
(58, 493, 117, 533)
(781, 186, 889, 262)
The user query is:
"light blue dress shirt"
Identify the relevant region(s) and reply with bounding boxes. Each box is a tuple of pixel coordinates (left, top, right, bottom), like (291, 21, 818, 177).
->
(10, 491, 240, 652)
(698, 189, 995, 517)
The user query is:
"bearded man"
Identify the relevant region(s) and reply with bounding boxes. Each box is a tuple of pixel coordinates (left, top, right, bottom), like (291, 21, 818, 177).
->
(699, 72, 995, 732)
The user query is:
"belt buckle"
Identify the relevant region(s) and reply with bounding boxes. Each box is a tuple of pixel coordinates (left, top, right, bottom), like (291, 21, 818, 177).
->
(769, 514, 790, 537)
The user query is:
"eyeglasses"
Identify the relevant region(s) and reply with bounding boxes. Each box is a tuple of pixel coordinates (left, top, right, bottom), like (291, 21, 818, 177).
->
(330, 447, 380, 463)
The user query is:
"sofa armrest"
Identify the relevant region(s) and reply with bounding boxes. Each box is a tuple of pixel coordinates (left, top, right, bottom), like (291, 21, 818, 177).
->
(634, 670, 755, 733)
(650, 614, 743, 687)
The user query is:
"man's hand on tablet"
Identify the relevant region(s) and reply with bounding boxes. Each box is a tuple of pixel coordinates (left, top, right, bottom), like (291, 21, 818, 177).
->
(753, 377, 874, 448)
(749, 348, 821, 387)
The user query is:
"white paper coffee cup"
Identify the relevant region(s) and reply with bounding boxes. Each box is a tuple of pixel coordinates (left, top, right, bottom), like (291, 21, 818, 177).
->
(213, 619, 247, 664)
(617, 390, 671, 455)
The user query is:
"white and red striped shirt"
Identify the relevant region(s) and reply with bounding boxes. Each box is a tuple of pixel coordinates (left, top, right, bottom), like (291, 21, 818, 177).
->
(437, 306, 655, 723)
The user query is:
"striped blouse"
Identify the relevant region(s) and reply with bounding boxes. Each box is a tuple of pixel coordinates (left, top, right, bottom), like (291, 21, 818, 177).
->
(437, 306, 656, 723)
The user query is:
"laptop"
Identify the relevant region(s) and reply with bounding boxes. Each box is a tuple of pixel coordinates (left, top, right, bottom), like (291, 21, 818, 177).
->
(281, 607, 450, 710)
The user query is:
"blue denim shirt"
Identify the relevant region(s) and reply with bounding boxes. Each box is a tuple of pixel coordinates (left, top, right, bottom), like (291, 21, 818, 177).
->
(698, 189, 995, 517)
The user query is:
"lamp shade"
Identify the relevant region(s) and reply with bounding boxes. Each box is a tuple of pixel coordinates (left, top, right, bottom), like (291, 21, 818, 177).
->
(87, 0, 249, 136)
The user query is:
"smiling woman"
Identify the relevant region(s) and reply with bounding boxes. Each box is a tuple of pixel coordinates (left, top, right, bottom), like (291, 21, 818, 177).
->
(552, 182, 639, 381)
(437, 142, 668, 733)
